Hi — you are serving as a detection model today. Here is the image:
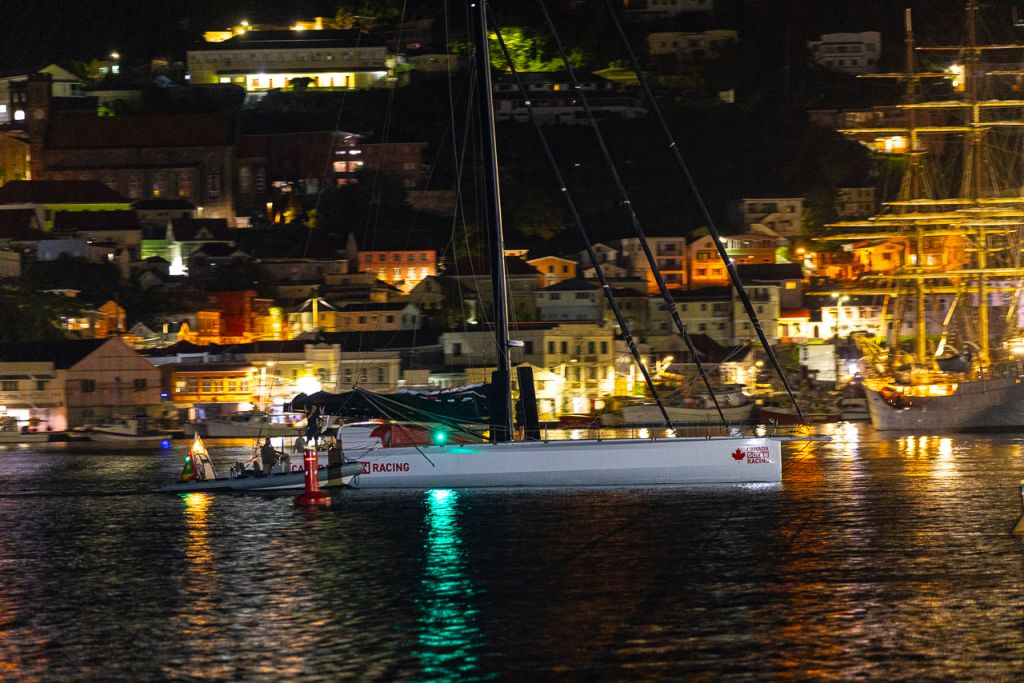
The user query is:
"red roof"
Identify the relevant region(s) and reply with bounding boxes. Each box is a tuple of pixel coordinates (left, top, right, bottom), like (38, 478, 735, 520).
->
(0, 180, 128, 204)
(46, 113, 236, 150)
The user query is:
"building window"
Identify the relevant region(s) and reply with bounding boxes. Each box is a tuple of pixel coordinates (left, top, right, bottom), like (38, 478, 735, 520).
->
(152, 174, 167, 197)
(206, 173, 222, 198)
(452, 342, 463, 356)
(524, 341, 534, 354)
(128, 174, 143, 199)
(239, 167, 252, 194)
(82, 379, 96, 393)
(376, 368, 385, 383)
(548, 341, 555, 354)
(0, 380, 16, 392)
(177, 173, 193, 199)
(133, 378, 147, 391)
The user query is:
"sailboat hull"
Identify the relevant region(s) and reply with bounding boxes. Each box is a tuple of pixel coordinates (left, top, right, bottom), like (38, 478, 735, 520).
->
(865, 375, 1024, 431)
(346, 436, 781, 488)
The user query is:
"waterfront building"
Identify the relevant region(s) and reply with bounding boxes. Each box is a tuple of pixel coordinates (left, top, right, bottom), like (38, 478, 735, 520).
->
(0, 337, 162, 430)
(441, 321, 616, 416)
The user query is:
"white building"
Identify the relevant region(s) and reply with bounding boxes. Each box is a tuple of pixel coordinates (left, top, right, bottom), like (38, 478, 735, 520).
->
(808, 32, 881, 75)
(734, 197, 804, 237)
(441, 322, 616, 416)
(187, 28, 392, 93)
(646, 29, 738, 61)
(536, 279, 603, 322)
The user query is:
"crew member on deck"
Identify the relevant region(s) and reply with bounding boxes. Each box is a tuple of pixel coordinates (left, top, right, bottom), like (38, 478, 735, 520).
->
(260, 438, 277, 474)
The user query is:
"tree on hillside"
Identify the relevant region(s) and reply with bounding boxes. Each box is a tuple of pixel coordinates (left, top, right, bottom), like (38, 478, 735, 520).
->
(0, 284, 84, 342)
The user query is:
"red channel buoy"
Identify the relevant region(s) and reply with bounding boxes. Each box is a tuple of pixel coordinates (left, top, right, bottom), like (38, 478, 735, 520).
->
(294, 448, 330, 507)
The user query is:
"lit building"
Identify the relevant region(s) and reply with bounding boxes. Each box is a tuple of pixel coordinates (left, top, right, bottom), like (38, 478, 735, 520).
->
(347, 229, 437, 293)
(187, 28, 393, 94)
(527, 255, 577, 287)
(441, 321, 617, 416)
(616, 235, 687, 293)
(687, 232, 779, 288)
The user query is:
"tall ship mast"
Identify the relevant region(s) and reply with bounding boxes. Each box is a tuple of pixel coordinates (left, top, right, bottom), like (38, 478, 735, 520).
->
(825, 2, 1024, 431)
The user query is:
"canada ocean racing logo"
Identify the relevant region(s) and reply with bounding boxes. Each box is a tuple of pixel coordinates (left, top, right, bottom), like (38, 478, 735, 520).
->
(731, 446, 771, 464)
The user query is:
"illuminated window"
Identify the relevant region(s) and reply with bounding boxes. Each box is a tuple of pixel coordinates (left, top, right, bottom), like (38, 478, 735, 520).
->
(177, 172, 193, 199)
(13, 110, 25, 121)
(239, 167, 252, 193)
(152, 175, 167, 197)
(0, 104, 6, 113)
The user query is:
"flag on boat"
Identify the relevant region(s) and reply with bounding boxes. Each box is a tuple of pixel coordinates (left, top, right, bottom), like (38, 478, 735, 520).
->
(181, 434, 216, 482)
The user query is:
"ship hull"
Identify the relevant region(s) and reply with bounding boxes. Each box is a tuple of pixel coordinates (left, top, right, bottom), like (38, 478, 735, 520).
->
(865, 375, 1024, 431)
(347, 436, 782, 488)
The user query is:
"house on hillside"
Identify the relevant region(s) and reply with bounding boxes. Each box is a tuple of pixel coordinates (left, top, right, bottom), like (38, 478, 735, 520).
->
(0, 180, 132, 231)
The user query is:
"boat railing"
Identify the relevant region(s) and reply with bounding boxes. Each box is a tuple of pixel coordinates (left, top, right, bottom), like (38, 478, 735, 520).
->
(533, 421, 772, 442)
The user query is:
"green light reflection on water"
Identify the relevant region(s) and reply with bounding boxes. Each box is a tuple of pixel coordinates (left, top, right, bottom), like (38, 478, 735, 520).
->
(413, 488, 491, 681)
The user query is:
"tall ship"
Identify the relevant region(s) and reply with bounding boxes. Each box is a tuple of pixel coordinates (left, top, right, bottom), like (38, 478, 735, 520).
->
(827, 2, 1024, 431)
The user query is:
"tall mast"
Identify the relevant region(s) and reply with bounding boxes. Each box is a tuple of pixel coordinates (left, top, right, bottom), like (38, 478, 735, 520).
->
(964, 0, 991, 367)
(471, 0, 513, 441)
(904, 8, 929, 366)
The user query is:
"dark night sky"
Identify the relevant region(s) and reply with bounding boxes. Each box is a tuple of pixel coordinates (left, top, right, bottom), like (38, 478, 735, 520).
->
(1, 0, 1022, 73)
(0, 0, 339, 69)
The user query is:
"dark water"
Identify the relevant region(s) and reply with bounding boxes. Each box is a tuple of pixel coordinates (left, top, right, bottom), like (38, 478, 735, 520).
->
(1, 425, 1022, 680)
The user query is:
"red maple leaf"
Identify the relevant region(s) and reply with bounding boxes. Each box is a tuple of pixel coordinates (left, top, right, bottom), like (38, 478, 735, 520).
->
(731, 448, 746, 461)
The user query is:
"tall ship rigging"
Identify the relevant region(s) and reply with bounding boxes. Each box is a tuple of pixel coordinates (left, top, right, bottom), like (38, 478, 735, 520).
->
(826, 2, 1024, 430)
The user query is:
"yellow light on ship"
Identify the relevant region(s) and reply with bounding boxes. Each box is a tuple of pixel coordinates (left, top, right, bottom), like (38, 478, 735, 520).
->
(947, 63, 965, 91)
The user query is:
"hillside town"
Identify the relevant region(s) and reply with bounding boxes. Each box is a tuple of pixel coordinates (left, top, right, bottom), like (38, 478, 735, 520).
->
(0, 1, 972, 430)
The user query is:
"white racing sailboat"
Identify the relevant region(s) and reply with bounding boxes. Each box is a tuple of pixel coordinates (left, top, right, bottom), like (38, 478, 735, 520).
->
(290, 0, 820, 489)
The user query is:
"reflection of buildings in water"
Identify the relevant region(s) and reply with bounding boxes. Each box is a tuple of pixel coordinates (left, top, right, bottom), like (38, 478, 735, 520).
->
(898, 435, 960, 480)
(165, 492, 219, 677)
(414, 489, 485, 678)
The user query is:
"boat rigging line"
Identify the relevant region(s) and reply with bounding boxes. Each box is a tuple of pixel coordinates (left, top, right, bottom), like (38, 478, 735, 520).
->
(531, 0, 733, 426)
(597, 0, 807, 425)
(487, 6, 677, 431)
